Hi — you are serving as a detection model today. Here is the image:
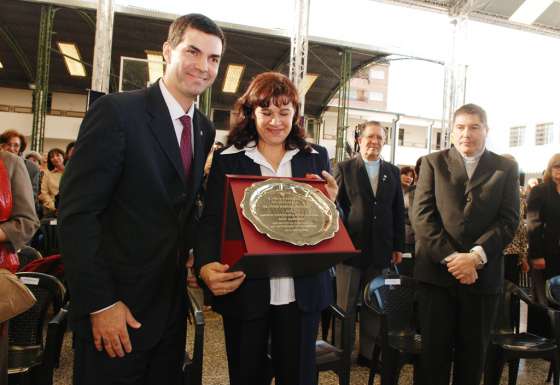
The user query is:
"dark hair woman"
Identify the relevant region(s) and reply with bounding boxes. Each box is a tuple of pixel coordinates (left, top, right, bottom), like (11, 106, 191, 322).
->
(40, 148, 65, 217)
(196, 72, 337, 385)
(527, 153, 560, 304)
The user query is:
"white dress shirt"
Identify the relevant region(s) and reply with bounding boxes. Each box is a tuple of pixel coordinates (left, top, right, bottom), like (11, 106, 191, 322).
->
(221, 142, 318, 305)
(362, 156, 381, 196)
(159, 79, 195, 150)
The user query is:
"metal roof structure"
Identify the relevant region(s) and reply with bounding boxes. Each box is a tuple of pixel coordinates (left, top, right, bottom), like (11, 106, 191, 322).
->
(376, 0, 560, 36)
(0, 0, 392, 118)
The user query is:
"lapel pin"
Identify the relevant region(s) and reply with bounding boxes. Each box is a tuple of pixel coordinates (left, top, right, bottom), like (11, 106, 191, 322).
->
(382, 174, 387, 182)
(200, 130, 203, 136)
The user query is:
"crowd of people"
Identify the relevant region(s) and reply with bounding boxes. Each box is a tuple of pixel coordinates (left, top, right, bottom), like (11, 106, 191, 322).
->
(1, 11, 560, 385)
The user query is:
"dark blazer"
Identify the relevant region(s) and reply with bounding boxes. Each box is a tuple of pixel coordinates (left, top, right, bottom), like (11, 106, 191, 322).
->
(59, 82, 215, 349)
(412, 147, 519, 293)
(334, 156, 405, 269)
(527, 181, 560, 279)
(195, 144, 334, 320)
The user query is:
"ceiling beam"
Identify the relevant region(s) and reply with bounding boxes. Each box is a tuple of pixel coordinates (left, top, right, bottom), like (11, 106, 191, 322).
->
(0, 22, 34, 81)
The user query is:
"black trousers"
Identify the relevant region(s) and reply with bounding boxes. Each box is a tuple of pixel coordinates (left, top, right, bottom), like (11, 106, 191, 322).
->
(222, 303, 320, 385)
(417, 283, 499, 385)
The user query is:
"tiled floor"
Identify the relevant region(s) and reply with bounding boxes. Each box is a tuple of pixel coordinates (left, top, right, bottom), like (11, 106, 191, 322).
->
(52, 306, 553, 385)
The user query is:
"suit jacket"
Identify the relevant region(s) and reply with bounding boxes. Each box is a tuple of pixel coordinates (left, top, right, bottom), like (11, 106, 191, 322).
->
(59, 82, 215, 349)
(195, 144, 334, 320)
(412, 147, 519, 293)
(527, 181, 560, 279)
(334, 156, 405, 269)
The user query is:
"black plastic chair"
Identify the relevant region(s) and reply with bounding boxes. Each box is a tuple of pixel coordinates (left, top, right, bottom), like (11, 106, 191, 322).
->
(17, 246, 43, 271)
(315, 304, 352, 385)
(484, 280, 560, 385)
(8, 272, 67, 385)
(363, 274, 421, 385)
(183, 288, 205, 385)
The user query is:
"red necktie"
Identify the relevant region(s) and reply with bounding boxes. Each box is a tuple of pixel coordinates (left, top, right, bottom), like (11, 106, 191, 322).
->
(178, 115, 193, 180)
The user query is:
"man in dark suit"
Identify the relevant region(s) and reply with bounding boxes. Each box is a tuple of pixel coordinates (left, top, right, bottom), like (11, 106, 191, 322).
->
(334, 121, 404, 363)
(59, 14, 223, 385)
(412, 104, 519, 385)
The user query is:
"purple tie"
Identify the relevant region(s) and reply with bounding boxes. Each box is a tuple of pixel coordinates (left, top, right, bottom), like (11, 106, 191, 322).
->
(178, 115, 193, 180)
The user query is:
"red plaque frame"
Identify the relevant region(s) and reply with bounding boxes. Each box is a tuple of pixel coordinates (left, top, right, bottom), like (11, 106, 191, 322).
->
(220, 175, 359, 278)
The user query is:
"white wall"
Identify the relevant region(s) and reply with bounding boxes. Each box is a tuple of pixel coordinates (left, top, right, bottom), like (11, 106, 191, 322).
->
(0, 87, 84, 152)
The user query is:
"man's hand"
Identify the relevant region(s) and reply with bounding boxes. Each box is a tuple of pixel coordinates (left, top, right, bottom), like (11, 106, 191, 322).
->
(186, 253, 199, 289)
(199, 262, 245, 296)
(446, 253, 479, 285)
(305, 171, 338, 202)
(91, 301, 141, 358)
(391, 251, 403, 265)
(531, 258, 546, 270)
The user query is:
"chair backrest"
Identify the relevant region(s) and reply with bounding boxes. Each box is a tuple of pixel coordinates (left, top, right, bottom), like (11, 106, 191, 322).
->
(546, 275, 560, 308)
(492, 280, 518, 334)
(8, 272, 66, 348)
(363, 274, 417, 335)
(17, 246, 42, 271)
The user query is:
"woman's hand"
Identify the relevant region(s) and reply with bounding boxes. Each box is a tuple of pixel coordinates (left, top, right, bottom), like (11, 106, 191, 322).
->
(306, 171, 338, 202)
(199, 262, 246, 296)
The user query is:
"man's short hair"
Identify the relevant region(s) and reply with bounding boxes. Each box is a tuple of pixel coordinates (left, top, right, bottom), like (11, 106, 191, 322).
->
(167, 13, 225, 51)
(453, 103, 487, 127)
(358, 121, 387, 138)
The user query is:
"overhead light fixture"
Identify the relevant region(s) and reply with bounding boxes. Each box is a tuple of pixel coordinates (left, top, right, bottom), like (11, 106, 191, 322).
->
(0, 60, 3, 69)
(146, 51, 165, 84)
(299, 73, 319, 96)
(222, 64, 245, 93)
(57, 42, 86, 77)
(509, 0, 554, 25)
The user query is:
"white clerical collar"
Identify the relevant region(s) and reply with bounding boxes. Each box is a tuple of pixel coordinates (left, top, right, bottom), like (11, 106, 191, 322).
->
(361, 154, 381, 165)
(460, 148, 485, 162)
(159, 79, 194, 120)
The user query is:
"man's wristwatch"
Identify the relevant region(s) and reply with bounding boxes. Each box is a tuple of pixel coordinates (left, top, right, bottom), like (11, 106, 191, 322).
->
(471, 252, 484, 269)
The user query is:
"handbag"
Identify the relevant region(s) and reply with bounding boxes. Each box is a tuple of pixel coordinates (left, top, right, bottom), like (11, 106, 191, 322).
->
(0, 157, 18, 273)
(0, 268, 36, 323)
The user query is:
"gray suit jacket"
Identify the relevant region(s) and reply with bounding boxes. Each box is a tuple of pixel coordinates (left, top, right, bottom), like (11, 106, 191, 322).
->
(412, 147, 519, 293)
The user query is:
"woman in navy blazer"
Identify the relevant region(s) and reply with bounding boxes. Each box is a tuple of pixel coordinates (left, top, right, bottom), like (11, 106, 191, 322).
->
(195, 72, 336, 385)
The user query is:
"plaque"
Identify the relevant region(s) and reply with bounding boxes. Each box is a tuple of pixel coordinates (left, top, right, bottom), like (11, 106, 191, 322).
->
(240, 178, 338, 246)
(221, 175, 359, 278)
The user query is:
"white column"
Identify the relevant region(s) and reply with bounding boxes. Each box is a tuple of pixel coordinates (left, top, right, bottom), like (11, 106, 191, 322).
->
(91, 0, 114, 93)
(441, 1, 474, 148)
(289, 0, 310, 115)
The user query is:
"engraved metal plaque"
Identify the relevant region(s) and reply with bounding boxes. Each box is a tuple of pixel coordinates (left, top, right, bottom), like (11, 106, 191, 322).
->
(240, 178, 339, 246)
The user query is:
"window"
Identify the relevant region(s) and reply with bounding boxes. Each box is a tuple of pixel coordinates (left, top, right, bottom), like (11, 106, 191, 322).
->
(369, 69, 385, 81)
(398, 128, 405, 146)
(349, 90, 358, 100)
(436, 132, 441, 150)
(535, 122, 553, 145)
(368, 91, 384, 102)
(509, 126, 525, 147)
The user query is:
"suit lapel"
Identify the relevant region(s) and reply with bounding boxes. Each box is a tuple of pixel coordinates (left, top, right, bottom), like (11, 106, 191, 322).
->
(447, 147, 469, 194)
(146, 83, 186, 185)
(190, 110, 206, 190)
(375, 160, 386, 200)
(354, 156, 375, 201)
(465, 150, 494, 195)
(292, 150, 309, 178)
